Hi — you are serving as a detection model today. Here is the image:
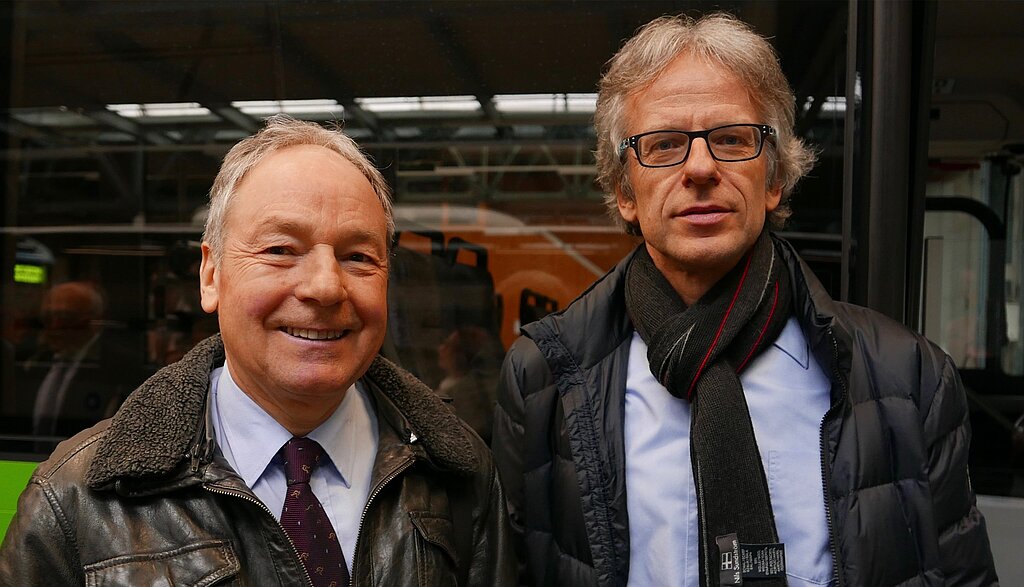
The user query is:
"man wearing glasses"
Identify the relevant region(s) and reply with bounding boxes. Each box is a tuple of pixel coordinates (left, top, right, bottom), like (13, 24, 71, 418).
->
(492, 13, 997, 587)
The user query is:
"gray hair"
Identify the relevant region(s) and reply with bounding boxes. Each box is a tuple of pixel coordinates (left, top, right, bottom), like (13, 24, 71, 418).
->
(203, 114, 394, 262)
(594, 13, 817, 234)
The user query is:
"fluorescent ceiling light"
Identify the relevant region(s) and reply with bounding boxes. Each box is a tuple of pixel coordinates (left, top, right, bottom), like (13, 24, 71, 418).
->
(493, 93, 598, 113)
(512, 125, 544, 137)
(804, 77, 861, 114)
(11, 108, 94, 127)
(565, 93, 598, 112)
(354, 96, 480, 113)
(803, 95, 846, 114)
(231, 99, 344, 116)
(106, 104, 144, 117)
(393, 127, 423, 139)
(213, 129, 250, 141)
(452, 126, 497, 139)
(106, 102, 211, 118)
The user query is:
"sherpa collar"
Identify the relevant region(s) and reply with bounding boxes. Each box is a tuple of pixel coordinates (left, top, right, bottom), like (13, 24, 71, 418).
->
(87, 335, 478, 488)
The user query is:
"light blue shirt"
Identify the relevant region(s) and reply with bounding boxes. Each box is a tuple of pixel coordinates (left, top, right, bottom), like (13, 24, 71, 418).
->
(624, 317, 834, 587)
(209, 362, 378, 573)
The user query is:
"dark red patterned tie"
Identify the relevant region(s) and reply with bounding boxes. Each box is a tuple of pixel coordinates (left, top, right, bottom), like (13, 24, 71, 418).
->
(279, 437, 350, 587)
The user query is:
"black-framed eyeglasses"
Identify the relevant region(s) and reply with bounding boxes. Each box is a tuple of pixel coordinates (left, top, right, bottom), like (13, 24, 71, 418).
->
(617, 123, 776, 168)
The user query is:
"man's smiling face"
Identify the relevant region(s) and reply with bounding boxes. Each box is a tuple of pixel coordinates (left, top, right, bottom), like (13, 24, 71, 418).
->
(199, 144, 389, 427)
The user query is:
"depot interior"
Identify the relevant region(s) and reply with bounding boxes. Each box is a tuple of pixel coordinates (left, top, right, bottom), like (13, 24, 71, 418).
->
(1, 1, 1022, 500)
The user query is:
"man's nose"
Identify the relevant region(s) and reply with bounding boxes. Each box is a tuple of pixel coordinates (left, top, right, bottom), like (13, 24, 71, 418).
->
(681, 138, 721, 187)
(295, 245, 346, 306)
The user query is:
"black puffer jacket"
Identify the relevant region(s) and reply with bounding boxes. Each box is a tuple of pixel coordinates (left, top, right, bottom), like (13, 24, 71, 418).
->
(492, 238, 997, 586)
(0, 335, 515, 586)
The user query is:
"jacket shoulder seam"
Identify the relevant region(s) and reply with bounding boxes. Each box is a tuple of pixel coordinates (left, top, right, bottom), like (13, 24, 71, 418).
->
(37, 477, 80, 556)
(36, 429, 107, 480)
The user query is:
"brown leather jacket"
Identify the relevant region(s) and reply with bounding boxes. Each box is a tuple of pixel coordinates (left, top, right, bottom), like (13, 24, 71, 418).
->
(0, 336, 515, 586)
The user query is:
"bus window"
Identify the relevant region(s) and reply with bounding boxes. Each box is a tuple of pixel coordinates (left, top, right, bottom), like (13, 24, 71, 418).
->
(923, 159, 1024, 498)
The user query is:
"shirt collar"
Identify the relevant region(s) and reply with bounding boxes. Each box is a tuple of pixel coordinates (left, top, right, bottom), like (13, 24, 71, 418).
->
(214, 362, 369, 490)
(772, 316, 810, 369)
(306, 381, 374, 490)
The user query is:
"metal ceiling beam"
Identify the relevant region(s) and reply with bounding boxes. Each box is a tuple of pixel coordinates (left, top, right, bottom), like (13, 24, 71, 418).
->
(447, 146, 468, 168)
(0, 118, 73, 146)
(207, 104, 259, 133)
(81, 30, 196, 145)
(85, 110, 173, 145)
(426, 16, 510, 136)
(253, 3, 382, 136)
(270, 27, 384, 137)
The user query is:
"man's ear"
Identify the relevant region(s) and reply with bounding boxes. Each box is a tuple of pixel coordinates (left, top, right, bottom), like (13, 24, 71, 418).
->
(765, 182, 783, 213)
(199, 242, 219, 314)
(616, 183, 638, 225)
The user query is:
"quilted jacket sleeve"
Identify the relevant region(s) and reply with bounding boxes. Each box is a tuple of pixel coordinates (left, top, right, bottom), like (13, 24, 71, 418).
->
(921, 351, 999, 585)
(493, 335, 553, 585)
(492, 337, 531, 576)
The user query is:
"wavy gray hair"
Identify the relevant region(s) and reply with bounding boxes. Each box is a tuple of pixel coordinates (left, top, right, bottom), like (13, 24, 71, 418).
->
(594, 13, 816, 234)
(203, 114, 393, 262)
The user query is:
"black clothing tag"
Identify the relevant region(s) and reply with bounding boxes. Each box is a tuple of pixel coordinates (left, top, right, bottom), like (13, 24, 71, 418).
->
(739, 542, 787, 579)
(717, 534, 787, 585)
(717, 534, 743, 585)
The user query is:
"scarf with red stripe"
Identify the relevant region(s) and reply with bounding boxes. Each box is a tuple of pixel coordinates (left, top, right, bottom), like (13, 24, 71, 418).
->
(625, 229, 792, 587)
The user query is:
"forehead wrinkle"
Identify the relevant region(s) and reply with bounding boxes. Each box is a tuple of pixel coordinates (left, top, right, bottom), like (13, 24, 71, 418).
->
(246, 213, 308, 238)
(244, 211, 386, 249)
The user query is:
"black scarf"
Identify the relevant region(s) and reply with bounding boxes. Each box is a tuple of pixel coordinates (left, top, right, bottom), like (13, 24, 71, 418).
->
(625, 230, 792, 587)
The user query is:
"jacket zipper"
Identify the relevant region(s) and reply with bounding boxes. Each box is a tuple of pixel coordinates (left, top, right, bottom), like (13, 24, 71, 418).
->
(819, 326, 847, 587)
(349, 456, 415, 586)
(203, 483, 315, 587)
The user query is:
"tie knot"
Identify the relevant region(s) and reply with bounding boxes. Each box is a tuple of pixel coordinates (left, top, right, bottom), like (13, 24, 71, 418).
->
(281, 437, 326, 485)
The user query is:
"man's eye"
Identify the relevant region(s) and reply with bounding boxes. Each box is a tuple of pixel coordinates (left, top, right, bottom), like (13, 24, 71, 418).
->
(349, 253, 370, 263)
(713, 132, 751, 147)
(655, 139, 683, 151)
(264, 246, 290, 255)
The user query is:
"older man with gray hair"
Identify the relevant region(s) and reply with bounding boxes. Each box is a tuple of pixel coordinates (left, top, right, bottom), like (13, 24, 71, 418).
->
(492, 13, 996, 587)
(1, 115, 515, 586)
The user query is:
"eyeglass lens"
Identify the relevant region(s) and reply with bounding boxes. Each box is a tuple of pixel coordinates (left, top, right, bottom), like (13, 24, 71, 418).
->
(637, 125, 763, 166)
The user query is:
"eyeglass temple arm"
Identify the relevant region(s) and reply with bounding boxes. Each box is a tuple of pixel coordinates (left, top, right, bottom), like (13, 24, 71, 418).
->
(616, 137, 630, 157)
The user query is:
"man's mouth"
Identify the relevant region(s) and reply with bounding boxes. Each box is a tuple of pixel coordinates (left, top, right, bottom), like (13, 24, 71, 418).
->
(280, 327, 347, 341)
(681, 205, 729, 216)
(678, 206, 730, 225)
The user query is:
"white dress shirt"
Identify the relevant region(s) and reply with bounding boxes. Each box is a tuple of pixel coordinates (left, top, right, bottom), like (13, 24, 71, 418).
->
(624, 317, 834, 586)
(209, 362, 378, 573)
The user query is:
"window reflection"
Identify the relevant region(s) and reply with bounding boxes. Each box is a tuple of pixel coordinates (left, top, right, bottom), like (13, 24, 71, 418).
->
(0, 1, 849, 463)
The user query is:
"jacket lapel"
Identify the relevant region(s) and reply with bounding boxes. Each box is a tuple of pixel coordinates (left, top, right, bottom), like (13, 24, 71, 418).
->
(86, 335, 222, 490)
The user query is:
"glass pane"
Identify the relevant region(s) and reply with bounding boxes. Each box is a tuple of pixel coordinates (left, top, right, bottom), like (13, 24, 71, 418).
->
(923, 162, 1024, 499)
(0, 1, 849, 456)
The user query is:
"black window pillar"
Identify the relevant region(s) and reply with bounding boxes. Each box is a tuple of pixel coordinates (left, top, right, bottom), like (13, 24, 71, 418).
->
(845, 0, 936, 328)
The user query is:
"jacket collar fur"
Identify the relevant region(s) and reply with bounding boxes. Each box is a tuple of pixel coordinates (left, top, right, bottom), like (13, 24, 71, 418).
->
(86, 335, 478, 489)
